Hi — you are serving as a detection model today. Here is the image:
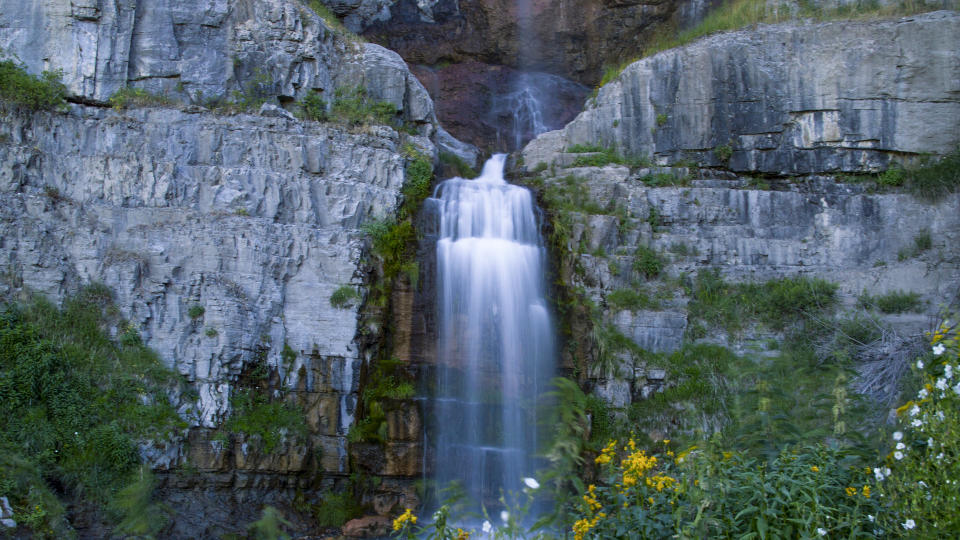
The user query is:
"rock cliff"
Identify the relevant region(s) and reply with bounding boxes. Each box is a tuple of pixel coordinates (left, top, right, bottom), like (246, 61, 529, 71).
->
(527, 11, 960, 174)
(0, 0, 450, 535)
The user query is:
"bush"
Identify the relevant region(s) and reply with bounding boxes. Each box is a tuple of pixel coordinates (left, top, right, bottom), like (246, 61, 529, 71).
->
(400, 148, 434, 220)
(874, 319, 960, 536)
(857, 290, 922, 314)
(331, 85, 397, 127)
(904, 149, 960, 202)
(606, 288, 657, 311)
(632, 245, 664, 279)
(225, 389, 307, 453)
(299, 89, 327, 121)
(0, 60, 68, 111)
(438, 151, 477, 179)
(188, 304, 205, 319)
(0, 286, 185, 533)
(329, 285, 360, 309)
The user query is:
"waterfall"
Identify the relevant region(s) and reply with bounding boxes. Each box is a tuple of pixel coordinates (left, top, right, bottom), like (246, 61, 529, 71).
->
(428, 154, 555, 514)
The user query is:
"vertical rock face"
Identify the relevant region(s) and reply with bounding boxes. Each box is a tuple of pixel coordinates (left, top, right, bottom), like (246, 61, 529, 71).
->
(529, 11, 960, 174)
(0, 0, 458, 534)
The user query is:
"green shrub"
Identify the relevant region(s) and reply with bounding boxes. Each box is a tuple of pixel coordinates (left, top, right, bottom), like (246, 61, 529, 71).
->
(0, 286, 185, 533)
(606, 288, 657, 311)
(904, 149, 960, 201)
(655, 113, 668, 127)
(299, 89, 327, 121)
(400, 149, 434, 219)
(878, 165, 904, 186)
(714, 143, 733, 164)
(329, 285, 360, 309)
(108, 87, 175, 110)
(205, 327, 218, 337)
(225, 388, 307, 453)
(331, 85, 397, 127)
(247, 505, 292, 540)
(858, 290, 922, 314)
(0, 60, 68, 111)
(632, 245, 664, 279)
(313, 492, 361, 528)
(188, 304, 205, 319)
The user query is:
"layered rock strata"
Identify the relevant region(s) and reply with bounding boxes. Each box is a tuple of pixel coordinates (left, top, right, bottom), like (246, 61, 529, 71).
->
(526, 11, 960, 174)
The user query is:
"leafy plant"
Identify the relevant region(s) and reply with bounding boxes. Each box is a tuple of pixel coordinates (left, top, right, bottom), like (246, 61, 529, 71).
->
(188, 304, 205, 319)
(331, 85, 397, 127)
(248, 506, 292, 540)
(606, 288, 658, 311)
(632, 245, 664, 279)
(439, 151, 478, 179)
(330, 285, 360, 309)
(857, 290, 922, 314)
(313, 491, 362, 528)
(0, 59, 68, 111)
(299, 89, 327, 121)
(108, 87, 175, 110)
(713, 143, 733, 164)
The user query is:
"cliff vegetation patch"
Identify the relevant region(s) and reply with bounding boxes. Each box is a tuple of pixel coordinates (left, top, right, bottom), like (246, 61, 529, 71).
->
(0, 58, 68, 112)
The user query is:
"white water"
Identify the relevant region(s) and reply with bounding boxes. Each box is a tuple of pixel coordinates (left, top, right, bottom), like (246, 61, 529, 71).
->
(429, 154, 555, 511)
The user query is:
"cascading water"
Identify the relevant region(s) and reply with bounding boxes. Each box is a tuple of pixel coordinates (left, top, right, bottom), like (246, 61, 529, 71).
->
(427, 154, 555, 514)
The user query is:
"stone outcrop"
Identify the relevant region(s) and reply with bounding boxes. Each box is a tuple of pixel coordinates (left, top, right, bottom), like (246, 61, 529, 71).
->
(515, 153, 960, 420)
(526, 11, 960, 174)
(0, 0, 439, 132)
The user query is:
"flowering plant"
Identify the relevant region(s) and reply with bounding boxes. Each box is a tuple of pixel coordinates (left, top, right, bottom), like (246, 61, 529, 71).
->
(875, 318, 960, 536)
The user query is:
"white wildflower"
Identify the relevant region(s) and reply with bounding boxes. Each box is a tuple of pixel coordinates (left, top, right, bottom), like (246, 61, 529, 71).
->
(903, 519, 916, 530)
(884, 467, 891, 476)
(918, 387, 929, 399)
(946, 364, 953, 379)
(817, 528, 827, 536)
(893, 431, 903, 441)
(912, 419, 923, 428)
(894, 451, 904, 460)
(910, 405, 921, 416)
(928, 437, 934, 447)
(937, 452, 945, 461)
(500, 511, 509, 523)
(523, 477, 540, 489)
(868, 515, 875, 522)
(936, 378, 948, 391)
(933, 343, 946, 356)
(919, 480, 928, 488)
(937, 410, 946, 421)
(954, 382, 960, 395)
(482, 521, 492, 533)
(874, 468, 886, 481)
(896, 442, 905, 450)
(917, 359, 925, 369)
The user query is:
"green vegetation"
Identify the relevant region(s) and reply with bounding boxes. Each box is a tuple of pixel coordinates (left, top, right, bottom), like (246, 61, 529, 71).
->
(205, 327, 218, 337)
(329, 285, 360, 309)
(713, 143, 733, 164)
(655, 113, 668, 127)
(0, 59, 68, 112)
(303, 0, 360, 41)
(565, 144, 650, 169)
(330, 85, 397, 127)
(638, 171, 690, 187)
(858, 289, 923, 314)
(349, 357, 415, 444)
(400, 146, 434, 220)
(687, 269, 837, 333)
(247, 505, 293, 540)
(298, 89, 327, 121)
(223, 352, 308, 453)
(108, 87, 176, 110)
(313, 491, 362, 528)
(188, 304, 205, 319)
(632, 245, 665, 279)
(606, 287, 658, 312)
(439, 151, 478, 179)
(903, 149, 960, 201)
(0, 285, 187, 535)
(898, 228, 933, 260)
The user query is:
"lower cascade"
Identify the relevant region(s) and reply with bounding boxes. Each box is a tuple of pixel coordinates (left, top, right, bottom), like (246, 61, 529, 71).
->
(426, 154, 556, 515)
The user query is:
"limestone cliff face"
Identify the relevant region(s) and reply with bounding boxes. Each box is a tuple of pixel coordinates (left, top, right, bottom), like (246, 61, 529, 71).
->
(527, 11, 960, 174)
(0, 0, 437, 130)
(0, 0, 449, 534)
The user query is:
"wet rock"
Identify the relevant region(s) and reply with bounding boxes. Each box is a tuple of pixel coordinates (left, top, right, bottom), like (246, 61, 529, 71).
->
(342, 515, 392, 537)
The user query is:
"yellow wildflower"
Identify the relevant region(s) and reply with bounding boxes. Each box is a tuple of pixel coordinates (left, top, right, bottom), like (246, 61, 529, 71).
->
(845, 487, 857, 496)
(722, 451, 733, 460)
(810, 466, 820, 473)
(862, 484, 871, 498)
(647, 496, 655, 504)
(456, 528, 470, 540)
(392, 508, 417, 532)
(595, 440, 617, 465)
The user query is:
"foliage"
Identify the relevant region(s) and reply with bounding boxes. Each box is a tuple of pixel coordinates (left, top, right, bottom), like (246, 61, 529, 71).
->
(857, 289, 923, 314)
(898, 228, 932, 260)
(874, 319, 960, 536)
(108, 87, 175, 110)
(566, 144, 649, 169)
(439, 151, 478, 179)
(400, 148, 434, 220)
(350, 357, 415, 444)
(299, 89, 327, 121)
(303, 0, 361, 40)
(108, 468, 169, 538)
(541, 175, 608, 216)
(0, 286, 185, 535)
(903, 149, 960, 202)
(329, 284, 360, 309)
(605, 288, 658, 312)
(687, 269, 837, 333)
(364, 218, 418, 285)
(567, 437, 877, 539)
(632, 245, 664, 279)
(0, 59, 68, 112)
(248, 506, 292, 540)
(187, 304, 205, 319)
(331, 85, 398, 127)
(713, 143, 733, 164)
(314, 491, 363, 528)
